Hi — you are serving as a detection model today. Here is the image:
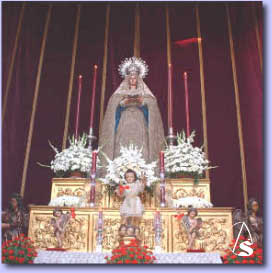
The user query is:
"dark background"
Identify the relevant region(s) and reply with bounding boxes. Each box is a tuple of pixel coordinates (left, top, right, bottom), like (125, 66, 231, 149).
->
(2, 1, 263, 213)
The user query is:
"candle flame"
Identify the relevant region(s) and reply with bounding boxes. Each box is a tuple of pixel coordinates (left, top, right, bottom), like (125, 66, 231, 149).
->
(94, 65, 98, 69)
(79, 75, 82, 79)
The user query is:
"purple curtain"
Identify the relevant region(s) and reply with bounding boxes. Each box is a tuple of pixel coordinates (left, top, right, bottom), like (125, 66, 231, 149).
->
(2, 2, 263, 212)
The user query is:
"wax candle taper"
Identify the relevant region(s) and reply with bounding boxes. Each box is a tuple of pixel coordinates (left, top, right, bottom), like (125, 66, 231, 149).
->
(183, 72, 190, 137)
(89, 65, 98, 131)
(168, 63, 173, 129)
(75, 75, 82, 140)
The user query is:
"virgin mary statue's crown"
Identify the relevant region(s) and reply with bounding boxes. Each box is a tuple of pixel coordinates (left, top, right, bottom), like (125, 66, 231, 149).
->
(118, 56, 149, 79)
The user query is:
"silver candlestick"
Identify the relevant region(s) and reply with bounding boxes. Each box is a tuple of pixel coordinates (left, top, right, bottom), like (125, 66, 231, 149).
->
(96, 211, 104, 252)
(166, 127, 177, 146)
(88, 127, 97, 150)
(154, 211, 163, 252)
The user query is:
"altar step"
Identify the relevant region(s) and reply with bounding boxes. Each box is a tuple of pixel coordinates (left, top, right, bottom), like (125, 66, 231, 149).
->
(34, 250, 222, 264)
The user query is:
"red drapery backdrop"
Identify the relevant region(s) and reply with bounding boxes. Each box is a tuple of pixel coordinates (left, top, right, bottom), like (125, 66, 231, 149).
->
(2, 1, 263, 213)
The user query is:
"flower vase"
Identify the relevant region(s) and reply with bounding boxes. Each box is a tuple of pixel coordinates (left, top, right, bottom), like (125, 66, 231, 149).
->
(69, 171, 83, 178)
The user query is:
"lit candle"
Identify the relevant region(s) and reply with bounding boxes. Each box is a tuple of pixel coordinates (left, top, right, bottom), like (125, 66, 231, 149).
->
(160, 151, 165, 173)
(168, 63, 173, 129)
(89, 65, 98, 131)
(75, 75, 82, 140)
(183, 72, 190, 137)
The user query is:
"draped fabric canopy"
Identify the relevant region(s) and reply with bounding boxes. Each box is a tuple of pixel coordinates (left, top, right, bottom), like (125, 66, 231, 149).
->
(2, 2, 263, 213)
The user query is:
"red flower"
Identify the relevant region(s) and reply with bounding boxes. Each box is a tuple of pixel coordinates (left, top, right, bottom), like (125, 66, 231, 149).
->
(117, 260, 123, 264)
(119, 185, 130, 195)
(9, 256, 15, 260)
(125, 259, 131, 264)
(18, 250, 25, 255)
(223, 260, 229, 264)
(132, 260, 138, 264)
(2, 256, 6, 262)
(249, 260, 255, 264)
(174, 213, 185, 220)
(234, 260, 240, 264)
(143, 245, 148, 249)
(18, 257, 25, 264)
(129, 248, 135, 252)
(137, 255, 143, 259)
(242, 259, 248, 264)
(152, 256, 156, 260)
(230, 255, 236, 260)
(8, 249, 14, 255)
(257, 255, 263, 260)
(239, 236, 245, 241)
(129, 254, 134, 258)
(28, 260, 33, 264)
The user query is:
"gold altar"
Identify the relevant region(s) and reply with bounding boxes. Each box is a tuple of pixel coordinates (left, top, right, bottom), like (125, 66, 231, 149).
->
(28, 177, 234, 255)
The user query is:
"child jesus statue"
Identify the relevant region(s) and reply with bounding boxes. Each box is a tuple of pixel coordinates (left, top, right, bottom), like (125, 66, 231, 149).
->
(116, 169, 146, 227)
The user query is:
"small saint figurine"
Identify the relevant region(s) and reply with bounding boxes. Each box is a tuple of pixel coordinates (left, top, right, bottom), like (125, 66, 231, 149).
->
(232, 197, 263, 248)
(247, 198, 263, 248)
(50, 208, 74, 249)
(182, 206, 203, 250)
(2, 193, 28, 241)
(116, 169, 146, 227)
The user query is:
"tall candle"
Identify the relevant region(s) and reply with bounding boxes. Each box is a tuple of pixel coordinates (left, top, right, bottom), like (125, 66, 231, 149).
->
(89, 65, 98, 131)
(91, 150, 97, 175)
(160, 151, 165, 173)
(75, 75, 82, 140)
(183, 72, 190, 137)
(168, 63, 173, 129)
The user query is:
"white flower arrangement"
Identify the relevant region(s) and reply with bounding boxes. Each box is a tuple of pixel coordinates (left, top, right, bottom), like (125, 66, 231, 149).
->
(49, 195, 82, 207)
(164, 131, 216, 177)
(100, 144, 159, 187)
(38, 133, 100, 177)
(172, 196, 213, 209)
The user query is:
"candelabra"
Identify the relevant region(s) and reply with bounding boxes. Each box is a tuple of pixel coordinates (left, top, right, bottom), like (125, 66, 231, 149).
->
(96, 211, 104, 252)
(166, 127, 177, 146)
(154, 211, 163, 252)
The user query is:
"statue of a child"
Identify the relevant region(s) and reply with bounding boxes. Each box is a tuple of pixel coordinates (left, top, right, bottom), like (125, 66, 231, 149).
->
(116, 169, 146, 227)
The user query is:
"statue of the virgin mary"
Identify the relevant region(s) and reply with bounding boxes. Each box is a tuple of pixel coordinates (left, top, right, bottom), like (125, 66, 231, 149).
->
(99, 57, 165, 174)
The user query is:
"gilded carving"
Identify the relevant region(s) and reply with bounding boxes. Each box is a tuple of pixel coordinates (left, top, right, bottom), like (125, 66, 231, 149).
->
(29, 214, 88, 251)
(173, 215, 230, 253)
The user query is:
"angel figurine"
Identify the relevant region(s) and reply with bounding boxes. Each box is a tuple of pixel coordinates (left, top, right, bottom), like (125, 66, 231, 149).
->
(182, 206, 203, 250)
(50, 208, 75, 249)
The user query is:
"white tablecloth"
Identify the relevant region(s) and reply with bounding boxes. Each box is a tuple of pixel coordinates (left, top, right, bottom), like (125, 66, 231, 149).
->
(34, 250, 222, 264)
